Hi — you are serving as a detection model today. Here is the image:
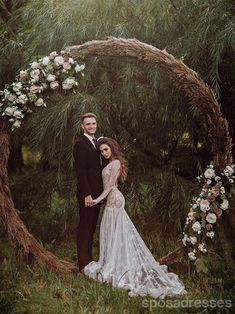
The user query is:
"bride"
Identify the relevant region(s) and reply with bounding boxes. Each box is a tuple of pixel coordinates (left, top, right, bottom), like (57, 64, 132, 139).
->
(84, 137, 186, 298)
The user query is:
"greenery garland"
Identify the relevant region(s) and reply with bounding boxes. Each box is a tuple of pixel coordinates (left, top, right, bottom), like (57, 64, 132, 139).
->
(182, 163, 235, 265)
(0, 51, 85, 130)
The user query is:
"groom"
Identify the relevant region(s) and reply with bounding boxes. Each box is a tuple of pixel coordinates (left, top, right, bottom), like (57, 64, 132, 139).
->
(73, 112, 103, 272)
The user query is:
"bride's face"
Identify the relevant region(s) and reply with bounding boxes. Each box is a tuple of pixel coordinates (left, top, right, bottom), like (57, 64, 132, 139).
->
(100, 144, 112, 160)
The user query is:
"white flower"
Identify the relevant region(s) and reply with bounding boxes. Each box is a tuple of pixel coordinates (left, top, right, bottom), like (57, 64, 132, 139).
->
(206, 213, 217, 224)
(62, 77, 76, 90)
(4, 107, 14, 116)
(199, 199, 210, 212)
(188, 252, 197, 261)
(12, 120, 21, 129)
(189, 236, 197, 245)
(42, 56, 50, 66)
(75, 64, 85, 72)
(224, 165, 234, 176)
(35, 98, 44, 107)
(13, 110, 24, 119)
(220, 199, 229, 210)
(215, 176, 221, 182)
(30, 69, 40, 80)
(7, 93, 16, 102)
(207, 179, 212, 185)
(47, 74, 56, 82)
(31, 61, 40, 69)
(204, 168, 215, 179)
(182, 234, 189, 246)
(54, 56, 64, 65)
(220, 187, 225, 194)
(49, 51, 57, 59)
(206, 231, 215, 239)
(68, 57, 74, 64)
(12, 82, 22, 92)
(192, 221, 201, 233)
(198, 243, 207, 253)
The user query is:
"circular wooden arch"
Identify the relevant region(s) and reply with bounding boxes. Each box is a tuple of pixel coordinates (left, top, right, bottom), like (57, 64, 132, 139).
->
(0, 38, 233, 274)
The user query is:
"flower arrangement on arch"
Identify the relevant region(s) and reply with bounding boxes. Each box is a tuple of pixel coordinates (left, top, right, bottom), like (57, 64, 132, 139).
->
(0, 51, 85, 130)
(182, 163, 235, 262)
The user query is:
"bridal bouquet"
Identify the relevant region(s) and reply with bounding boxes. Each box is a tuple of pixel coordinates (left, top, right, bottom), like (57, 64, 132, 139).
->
(182, 163, 235, 264)
(0, 51, 85, 130)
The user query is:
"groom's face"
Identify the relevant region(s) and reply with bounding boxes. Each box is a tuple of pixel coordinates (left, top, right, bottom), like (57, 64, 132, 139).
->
(82, 117, 97, 135)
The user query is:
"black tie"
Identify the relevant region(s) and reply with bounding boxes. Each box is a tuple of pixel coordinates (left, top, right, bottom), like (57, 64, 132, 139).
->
(92, 137, 98, 149)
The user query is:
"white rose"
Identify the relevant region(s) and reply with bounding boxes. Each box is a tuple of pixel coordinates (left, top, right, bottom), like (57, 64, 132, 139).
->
(224, 165, 234, 176)
(31, 61, 40, 69)
(13, 110, 24, 119)
(68, 57, 74, 64)
(12, 120, 21, 128)
(62, 77, 75, 90)
(199, 199, 210, 212)
(198, 243, 207, 253)
(35, 98, 44, 107)
(42, 56, 50, 66)
(47, 74, 56, 82)
(75, 64, 85, 72)
(207, 179, 212, 185)
(30, 69, 40, 80)
(188, 252, 196, 261)
(206, 231, 215, 239)
(215, 176, 221, 182)
(220, 199, 229, 210)
(206, 213, 217, 224)
(192, 221, 201, 232)
(12, 82, 22, 92)
(204, 168, 215, 179)
(190, 236, 197, 245)
(4, 107, 14, 116)
(54, 56, 64, 65)
(49, 51, 57, 59)
(8, 93, 16, 102)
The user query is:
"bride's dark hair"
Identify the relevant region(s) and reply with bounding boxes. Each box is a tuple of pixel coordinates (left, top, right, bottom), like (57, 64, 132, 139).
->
(98, 137, 128, 182)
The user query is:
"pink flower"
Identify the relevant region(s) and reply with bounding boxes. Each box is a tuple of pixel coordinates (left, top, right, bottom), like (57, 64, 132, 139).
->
(19, 70, 28, 80)
(212, 186, 220, 197)
(50, 81, 59, 90)
(188, 209, 195, 221)
(212, 206, 222, 217)
(30, 85, 41, 93)
(63, 62, 71, 70)
(206, 224, 213, 231)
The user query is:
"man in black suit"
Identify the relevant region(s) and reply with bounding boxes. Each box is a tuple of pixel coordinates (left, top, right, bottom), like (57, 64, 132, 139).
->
(73, 112, 103, 272)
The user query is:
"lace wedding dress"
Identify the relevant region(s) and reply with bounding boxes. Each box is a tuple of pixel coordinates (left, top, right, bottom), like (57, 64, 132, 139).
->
(84, 160, 186, 298)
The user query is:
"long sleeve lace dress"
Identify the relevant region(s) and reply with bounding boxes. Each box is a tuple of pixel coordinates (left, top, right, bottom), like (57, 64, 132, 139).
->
(84, 159, 186, 298)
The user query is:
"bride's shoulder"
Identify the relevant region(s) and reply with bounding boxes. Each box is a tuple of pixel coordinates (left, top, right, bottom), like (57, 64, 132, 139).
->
(110, 159, 121, 167)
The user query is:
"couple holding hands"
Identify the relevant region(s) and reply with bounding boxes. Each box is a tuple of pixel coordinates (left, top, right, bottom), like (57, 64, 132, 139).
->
(73, 112, 186, 298)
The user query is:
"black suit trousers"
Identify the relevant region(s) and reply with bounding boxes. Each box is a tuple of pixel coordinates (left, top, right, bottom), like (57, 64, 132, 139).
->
(77, 198, 101, 271)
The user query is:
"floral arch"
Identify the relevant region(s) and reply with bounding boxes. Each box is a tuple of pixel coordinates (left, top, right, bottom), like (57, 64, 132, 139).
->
(0, 38, 233, 274)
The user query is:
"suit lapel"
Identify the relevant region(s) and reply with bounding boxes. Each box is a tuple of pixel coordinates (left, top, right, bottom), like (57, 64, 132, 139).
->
(82, 134, 97, 151)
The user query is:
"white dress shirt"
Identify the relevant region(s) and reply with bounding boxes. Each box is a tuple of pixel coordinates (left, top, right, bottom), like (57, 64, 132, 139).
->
(84, 133, 96, 148)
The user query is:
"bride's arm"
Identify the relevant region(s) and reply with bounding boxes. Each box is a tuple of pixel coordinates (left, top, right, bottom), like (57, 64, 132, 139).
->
(93, 160, 120, 205)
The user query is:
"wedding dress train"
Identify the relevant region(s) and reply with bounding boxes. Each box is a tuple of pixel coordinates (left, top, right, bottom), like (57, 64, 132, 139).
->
(84, 159, 186, 298)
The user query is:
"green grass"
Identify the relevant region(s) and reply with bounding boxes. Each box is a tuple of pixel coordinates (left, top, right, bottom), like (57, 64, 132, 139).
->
(0, 237, 234, 314)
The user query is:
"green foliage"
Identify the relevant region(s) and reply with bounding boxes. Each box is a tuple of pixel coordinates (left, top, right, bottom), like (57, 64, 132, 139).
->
(10, 168, 78, 243)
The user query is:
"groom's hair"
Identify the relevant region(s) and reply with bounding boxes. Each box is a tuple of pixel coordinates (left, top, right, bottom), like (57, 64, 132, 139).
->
(80, 112, 97, 122)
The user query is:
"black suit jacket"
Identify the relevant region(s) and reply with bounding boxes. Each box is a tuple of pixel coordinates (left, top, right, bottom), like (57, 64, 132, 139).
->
(73, 135, 103, 200)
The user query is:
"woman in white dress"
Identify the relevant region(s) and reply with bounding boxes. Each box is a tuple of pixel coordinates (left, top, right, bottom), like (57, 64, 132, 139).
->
(84, 137, 186, 298)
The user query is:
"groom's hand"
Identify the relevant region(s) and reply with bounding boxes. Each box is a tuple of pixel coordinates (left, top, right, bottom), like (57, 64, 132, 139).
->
(85, 195, 93, 207)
